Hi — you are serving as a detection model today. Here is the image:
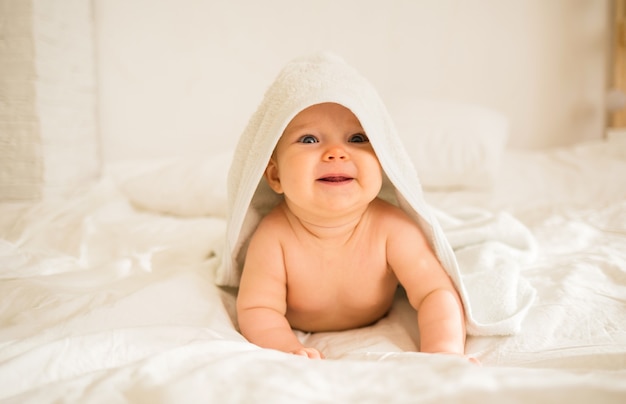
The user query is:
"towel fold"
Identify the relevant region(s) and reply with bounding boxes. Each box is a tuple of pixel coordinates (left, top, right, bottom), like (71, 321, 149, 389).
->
(433, 207, 537, 334)
(215, 52, 535, 336)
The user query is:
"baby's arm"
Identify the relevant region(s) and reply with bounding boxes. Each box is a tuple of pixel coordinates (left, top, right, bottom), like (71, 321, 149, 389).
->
(387, 214, 466, 356)
(236, 222, 323, 359)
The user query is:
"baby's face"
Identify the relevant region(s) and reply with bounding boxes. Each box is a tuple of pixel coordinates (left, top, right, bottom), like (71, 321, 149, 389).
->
(265, 102, 382, 217)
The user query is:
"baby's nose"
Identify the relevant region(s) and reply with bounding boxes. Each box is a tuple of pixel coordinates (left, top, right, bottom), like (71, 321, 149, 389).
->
(322, 146, 349, 161)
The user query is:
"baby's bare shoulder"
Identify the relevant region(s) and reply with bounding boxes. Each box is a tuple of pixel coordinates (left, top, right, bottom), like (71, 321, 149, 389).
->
(253, 203, 290, 235)
(371, 198, 417, 224)
(370, 199, 426, 239)
(245, 204, 289, 261)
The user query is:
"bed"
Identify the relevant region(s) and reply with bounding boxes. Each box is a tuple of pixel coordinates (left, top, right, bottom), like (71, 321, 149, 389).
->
(1, 97, 625, 402)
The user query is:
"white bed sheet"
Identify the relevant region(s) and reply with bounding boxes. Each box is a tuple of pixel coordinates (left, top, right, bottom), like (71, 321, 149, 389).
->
(1, 139, 625, 403)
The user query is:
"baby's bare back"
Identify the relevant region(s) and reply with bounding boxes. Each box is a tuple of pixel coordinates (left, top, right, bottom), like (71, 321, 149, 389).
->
(276, 200, 400, 332)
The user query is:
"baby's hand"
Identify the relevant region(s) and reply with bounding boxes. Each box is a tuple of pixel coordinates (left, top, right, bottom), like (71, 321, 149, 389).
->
(433, 352, 481, 365)
(291, 347, 324, 359)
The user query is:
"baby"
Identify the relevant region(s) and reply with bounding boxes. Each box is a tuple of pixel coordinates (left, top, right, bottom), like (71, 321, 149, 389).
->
(236, 101, 468, 360)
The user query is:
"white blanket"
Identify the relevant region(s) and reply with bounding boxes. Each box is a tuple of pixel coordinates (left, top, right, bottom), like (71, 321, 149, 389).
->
(215, 52, 535, 336)
(1, 140, 626, 402)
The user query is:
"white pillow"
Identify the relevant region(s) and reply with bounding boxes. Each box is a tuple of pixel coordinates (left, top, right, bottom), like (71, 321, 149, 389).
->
(112, 100, 507, 217)
(112, 151, 232, 218)
(388, 99, 509, 190)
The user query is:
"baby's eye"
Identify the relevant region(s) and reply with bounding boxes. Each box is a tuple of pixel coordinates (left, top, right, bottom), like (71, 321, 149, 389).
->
(298, 135, 318, 144)
(348, 133, 369, 143)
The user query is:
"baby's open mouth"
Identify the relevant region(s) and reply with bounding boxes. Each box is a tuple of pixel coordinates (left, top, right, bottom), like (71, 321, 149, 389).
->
(318, 176, 353, 183)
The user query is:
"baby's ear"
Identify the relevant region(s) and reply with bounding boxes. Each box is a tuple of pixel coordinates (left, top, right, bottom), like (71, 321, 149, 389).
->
(264, 158, 284, 194)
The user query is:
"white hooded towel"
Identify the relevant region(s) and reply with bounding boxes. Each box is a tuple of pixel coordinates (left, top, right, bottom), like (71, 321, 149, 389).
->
(215, 52, 535, 336)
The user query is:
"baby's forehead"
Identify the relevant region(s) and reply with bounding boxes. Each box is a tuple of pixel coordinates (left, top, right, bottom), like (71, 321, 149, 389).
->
(283, 102, 361, 132)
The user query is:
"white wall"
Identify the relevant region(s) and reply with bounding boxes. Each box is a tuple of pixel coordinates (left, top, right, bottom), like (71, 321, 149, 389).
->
(0, 0, 99, 200)
(0, 0, 41, 200)
(95, 0, 610, 162)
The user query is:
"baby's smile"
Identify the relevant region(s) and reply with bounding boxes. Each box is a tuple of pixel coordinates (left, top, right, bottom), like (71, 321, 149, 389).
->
(317, 174, 354, 184)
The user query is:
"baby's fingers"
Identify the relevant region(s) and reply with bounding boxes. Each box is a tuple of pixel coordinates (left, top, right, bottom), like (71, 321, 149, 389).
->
(292, 347, 324, 359)
(467, 356, 481, 366)
(433, 352, 481, 366)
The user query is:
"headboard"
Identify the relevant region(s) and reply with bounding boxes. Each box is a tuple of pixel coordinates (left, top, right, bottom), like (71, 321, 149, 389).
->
(609, 0, 626, 129)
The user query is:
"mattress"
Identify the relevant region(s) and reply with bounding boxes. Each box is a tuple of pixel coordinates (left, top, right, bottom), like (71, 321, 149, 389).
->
(0, 138, 625, 403)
